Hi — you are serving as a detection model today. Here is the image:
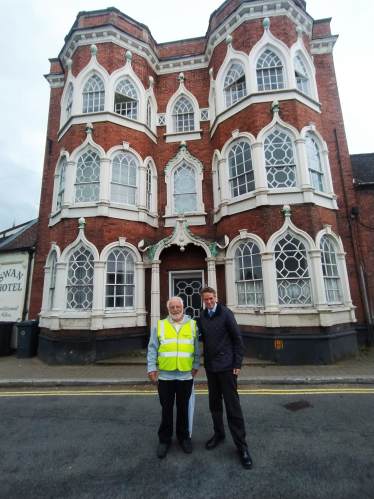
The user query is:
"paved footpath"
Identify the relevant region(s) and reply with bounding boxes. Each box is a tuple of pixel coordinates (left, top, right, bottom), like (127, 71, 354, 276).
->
(1, 348, 373, 387)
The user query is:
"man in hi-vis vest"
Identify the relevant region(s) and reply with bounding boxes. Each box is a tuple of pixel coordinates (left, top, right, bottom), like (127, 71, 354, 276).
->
(147, 296, 201, 459)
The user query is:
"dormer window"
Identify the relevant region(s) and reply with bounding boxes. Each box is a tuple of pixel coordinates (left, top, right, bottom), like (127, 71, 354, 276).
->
(83, 75, 105, 113)
(172, 97, 194, 132)
(294, 55, 310, 96)
(114, 79, 138, 120)
(256, 50, 284, 92)
(224, 63, 247, 108)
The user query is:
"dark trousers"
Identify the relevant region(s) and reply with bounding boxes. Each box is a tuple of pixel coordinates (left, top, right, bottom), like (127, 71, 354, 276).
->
(206, 369, 248, 452)
(158, 379, 193, 444)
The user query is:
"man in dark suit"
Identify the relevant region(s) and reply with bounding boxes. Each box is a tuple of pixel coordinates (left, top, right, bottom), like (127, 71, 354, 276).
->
(198, 286, 252, 469)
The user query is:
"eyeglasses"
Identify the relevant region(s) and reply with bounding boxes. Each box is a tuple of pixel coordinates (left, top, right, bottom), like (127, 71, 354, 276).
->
(169, 306, 183, 310)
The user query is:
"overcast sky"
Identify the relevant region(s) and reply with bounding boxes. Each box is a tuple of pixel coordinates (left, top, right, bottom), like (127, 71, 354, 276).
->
(0, 0, 373, 231)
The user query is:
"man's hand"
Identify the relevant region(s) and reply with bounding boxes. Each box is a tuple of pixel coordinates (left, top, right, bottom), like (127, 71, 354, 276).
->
(233, 368, 241, 375)
(148, 371, 158, 382)
(191, 369, 198, 378)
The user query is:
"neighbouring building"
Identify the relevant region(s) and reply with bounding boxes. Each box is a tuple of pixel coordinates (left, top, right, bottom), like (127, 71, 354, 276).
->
(29, 0, 372, 365)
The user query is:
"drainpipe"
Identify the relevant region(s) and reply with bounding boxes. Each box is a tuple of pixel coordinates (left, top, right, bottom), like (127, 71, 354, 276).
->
(22, 247, 35, 321)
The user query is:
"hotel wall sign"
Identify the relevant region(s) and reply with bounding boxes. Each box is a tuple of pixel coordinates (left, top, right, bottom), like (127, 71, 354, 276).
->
(0, 264, 26, 321)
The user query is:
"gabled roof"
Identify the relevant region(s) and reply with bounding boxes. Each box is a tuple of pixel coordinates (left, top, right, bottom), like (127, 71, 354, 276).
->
(0, 219, 38, 252)
(351, 153, 374, 184)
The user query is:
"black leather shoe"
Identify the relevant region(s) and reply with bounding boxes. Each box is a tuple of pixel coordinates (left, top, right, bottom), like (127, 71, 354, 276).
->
(180, 439, 193, 454)
(157, 442, 170, 458)
(239, 450, 253, 469)
(205, 434, 225, 450)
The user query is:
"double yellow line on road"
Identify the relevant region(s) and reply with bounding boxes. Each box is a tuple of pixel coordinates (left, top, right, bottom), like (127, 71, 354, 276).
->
(1, 387, 372, 397)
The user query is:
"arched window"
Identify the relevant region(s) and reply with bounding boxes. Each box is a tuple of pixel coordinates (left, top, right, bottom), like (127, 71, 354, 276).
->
(56, 159, 67, 210)
(256, 50, 284, 91)
(105, 249, 135, 308)
(66, 246, 94, 310)
(146, 99, 152, 128)
(173, 163, 197, 213)
(146, 163, 152, 211)
(66, 86, 73, 120)
(172, 97, 194, 132)
(235, 241, 264, 306)
(224, 63, 247, 108)
(294, 55, 310, 96)
(75, 149, 100, 203)
(228, 142, 254, 198)
(306, 135, 325, 192)
(114, 79, 138, 120)
(110, 153, 137, 206)
(264, 129, 296, 188)
(320, 237, 342, 303)
(83, 74, 105, 113)
(275, 234, 312, 305)
(49, 252, 57, 310)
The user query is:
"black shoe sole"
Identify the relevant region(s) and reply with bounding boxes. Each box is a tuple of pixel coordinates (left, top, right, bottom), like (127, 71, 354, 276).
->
(205, 438, 225, 450)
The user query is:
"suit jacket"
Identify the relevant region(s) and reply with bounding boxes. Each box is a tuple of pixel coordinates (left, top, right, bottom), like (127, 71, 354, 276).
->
(198, 303, 243, 372)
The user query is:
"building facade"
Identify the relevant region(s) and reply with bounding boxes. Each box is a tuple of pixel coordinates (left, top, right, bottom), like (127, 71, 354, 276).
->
(30, 0, 367, 364)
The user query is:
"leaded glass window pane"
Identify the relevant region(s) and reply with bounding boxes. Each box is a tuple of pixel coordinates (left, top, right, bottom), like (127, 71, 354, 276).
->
(224, 63, 247, 108)
(264, 129, 296, 188)
(275, 234, 312, 305)
(172, 97, 194, 132)
(228, 142, 254, 197)
(306, 135, 325, 192)
(256, 49, 284, 92)
(75, 149, 100, 203)
(294, 55, 310, 96)
(66, 246, 94, 309)
(115, 79, 138, 120)
(49, 252, 57, 310)
(105, 249, 135, 308)
(147, 99, 152, 128)
(66, 86, 73, 120)
(173, 163, 197, 214)
(320, 237, 342, 303)
(146, 164, 152, 211)
(110, 153, 137, 206)
(56, 160, 67, 210)
(235, 242, 264, 306)
(83, 75, 105, 113)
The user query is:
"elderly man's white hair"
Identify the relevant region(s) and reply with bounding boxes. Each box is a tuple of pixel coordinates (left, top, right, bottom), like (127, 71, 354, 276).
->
(166, 296, 184, 309)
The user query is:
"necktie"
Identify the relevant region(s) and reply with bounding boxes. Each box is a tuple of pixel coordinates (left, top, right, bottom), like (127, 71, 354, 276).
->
(209, 310, 214, 317)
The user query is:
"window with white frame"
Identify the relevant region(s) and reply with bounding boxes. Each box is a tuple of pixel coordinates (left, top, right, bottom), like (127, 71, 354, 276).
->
(56, 159, 67, 210)
(306, 135, 325, 192)
(256, 50, 284, 92)
(294, 55, 310, 96)
(235, 241, 264, 306)
(200, 109, 209, 121)
(146, 163, 152, 211)
(49, 251, 57, 310)
(110, 152, 137, 206)
(172, 97, 194, 132)
(105, 248, 135, 308)
(275, 233, 312, 306)
(147, 99, 152, 128)
(320, 237, 342, 304)
(228, 141, 254, 197)
(75, 149, 100, 203)
(158, 114, 166, 126)
(264, 129, 296, 188)
(224, 63, 247, 108)
(66, 246, 94, 310)
(83, 75, 105, 113)
(173, 163, 197, 213)
(115, 79, 138, 120)
(66, 86, 73, 120)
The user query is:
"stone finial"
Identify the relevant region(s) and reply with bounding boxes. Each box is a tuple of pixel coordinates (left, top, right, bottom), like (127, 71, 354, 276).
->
(178, 72, 185, 83)
(149, 76, 154, 87)
(78, 217, 86, 228)
(226, 35, 233, 46)
(86, 122, 94, 134)
(209, 68, 214, 78)
(271, 100, 280, 113)
(126, 50, 132, 61)
(66, 59, 73, 70)
(296, 26, 303, 37)
(282, 205, 291, 217)
(180, 141, 187, 149)
(263, 17, 270, 29)
(90, 44, 98, 55)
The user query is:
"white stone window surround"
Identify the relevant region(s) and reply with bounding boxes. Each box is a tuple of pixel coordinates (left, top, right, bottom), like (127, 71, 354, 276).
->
(293, 54, 310, 96)
(49, 136, 158, 228)
(52, 152, 69, 213)
(224, 62, 247, 108)
(144, 157, 158, 214)
(39, 235, 147, 331)
(164, 145, 205, 227)
(164, 80, 202, 143)
(58, 48, 158, 142)
(110, 151, 139, 207)
(264, 127, 298, 189)
(114, 77, 139, 120)
(320, 236, 343, 304)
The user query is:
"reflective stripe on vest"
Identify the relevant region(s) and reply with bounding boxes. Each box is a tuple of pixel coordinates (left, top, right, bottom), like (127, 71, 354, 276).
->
(157, 319, 196, 371)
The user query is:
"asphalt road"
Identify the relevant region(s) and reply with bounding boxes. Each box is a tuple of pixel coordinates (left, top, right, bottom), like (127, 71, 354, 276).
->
(1, 385, 373, 499)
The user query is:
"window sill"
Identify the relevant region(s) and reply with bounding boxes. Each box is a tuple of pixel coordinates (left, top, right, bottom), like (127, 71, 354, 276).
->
(163, 212, 206, 227)
(164, 130, 202, 143)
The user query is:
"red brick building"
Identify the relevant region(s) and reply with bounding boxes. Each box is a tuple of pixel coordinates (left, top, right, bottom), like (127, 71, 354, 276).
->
(30, 0, 369, 364)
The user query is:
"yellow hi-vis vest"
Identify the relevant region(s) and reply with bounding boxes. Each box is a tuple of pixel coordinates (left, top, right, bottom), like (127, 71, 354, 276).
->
(157, 319, 196, 371)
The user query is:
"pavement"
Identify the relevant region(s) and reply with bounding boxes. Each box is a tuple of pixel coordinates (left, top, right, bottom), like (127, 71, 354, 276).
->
(0, 347, 373, 387)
